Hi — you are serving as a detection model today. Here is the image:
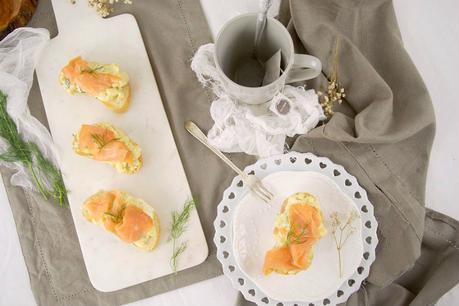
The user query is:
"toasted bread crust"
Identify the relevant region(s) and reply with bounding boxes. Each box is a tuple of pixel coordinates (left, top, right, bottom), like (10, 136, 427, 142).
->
(73, 123, 142, 174)
(101, 84, 131, 113)
(83, 190, 160, 251)
(60, 57, 131, 112)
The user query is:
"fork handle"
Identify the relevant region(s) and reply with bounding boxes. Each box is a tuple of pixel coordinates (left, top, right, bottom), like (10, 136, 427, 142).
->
(185, 121, 247, 178)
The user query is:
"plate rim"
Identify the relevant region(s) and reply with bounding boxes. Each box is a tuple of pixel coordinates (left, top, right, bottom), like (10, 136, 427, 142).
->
(213, 152, 379, 306)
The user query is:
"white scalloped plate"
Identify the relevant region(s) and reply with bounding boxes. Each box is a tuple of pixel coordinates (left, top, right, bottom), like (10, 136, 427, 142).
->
(213, 152, 378, 306)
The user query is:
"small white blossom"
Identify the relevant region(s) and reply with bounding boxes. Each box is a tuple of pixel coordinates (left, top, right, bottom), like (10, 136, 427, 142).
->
(75, 0, 133, 17)
(328, 210, 359, 278)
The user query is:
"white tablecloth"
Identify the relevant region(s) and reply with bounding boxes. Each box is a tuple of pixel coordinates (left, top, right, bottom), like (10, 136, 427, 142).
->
(1, 1, 458, 305)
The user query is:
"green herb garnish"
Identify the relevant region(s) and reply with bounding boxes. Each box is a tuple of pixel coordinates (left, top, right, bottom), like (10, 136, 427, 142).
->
(103, 212, 122, 223)
(81, 65, 104, 74)
(169, 198, 196, 272)
(286, 223, 311, 245)
(170, 241, 187, 273)
(90, 132, 118, 150)
(0, 90, 67, 206)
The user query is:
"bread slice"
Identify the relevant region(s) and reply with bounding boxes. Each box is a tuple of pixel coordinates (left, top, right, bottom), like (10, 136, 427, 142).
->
(73, 123, 142, 174)
(83, 190, 160, 251)
(59, 56, 131, 112)
(274, 192, 327, 246)
(263, 192, 327, 275)
(100, 84, 131, 113)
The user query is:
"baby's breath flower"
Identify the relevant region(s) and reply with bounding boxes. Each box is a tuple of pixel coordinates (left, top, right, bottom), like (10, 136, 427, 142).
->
(74, 0, 133, 17)
(319, 36, 346, 119)
(329, 209, 359, 278)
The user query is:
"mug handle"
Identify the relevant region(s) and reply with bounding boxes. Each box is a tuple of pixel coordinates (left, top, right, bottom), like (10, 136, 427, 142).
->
(286, 54, 322, 83)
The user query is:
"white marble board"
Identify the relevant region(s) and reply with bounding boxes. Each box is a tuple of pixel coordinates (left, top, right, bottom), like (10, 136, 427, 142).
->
(35, 0, 208, 292)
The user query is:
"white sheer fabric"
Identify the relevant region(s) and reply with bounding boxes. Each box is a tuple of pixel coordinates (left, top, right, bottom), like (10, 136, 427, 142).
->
(0, 28, 57, 191)
(191, 43, 325, 157)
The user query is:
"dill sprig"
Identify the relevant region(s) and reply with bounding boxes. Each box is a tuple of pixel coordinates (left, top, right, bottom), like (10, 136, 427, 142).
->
(90, 132, 118, 150)
(0, 90, 67, 206)
(103, 212, 122, 223)
(170, 241, 187, 273)
(170, 198, 196, 240)
(286, 223, 312, 245)
(169, 198, 196, 272)
(81, 65, 104, 74)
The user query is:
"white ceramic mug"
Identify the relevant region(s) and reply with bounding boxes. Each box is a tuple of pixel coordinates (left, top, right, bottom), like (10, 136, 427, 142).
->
(214, 13, 322, 105)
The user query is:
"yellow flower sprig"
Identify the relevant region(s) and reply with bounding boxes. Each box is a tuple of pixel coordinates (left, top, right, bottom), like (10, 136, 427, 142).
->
(318, 37, 346, 118)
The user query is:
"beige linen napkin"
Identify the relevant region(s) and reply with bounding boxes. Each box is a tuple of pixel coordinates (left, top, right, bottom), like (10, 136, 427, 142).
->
(285, 0, 434, 288)
(238, 0, 459, 305)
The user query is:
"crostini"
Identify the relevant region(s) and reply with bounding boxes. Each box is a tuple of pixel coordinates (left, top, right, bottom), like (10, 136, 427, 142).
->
(263, 192, 326, 275)
(83, 190, 160, 251)
(60, 56, 131, 112)
(73, 123, 142, 174)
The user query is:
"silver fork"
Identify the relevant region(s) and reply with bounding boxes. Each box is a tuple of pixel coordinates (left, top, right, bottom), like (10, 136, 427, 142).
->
(185, 121, 274, 203)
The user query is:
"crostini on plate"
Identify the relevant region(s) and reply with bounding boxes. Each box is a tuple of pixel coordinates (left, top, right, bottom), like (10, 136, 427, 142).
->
(263, 192, 327, 275)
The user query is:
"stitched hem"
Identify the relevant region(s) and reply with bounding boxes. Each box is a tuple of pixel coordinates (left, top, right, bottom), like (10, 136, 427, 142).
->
(425, 224, 459, 251)
(59, 288, 94, 302)
(23, 190, 60, 303)
(338, 142, 422, 242)
(176, 0, 197, 53)
(179, 0, 215, 105)
(369, 145, 422, 204)
(24, 191, 96, 303)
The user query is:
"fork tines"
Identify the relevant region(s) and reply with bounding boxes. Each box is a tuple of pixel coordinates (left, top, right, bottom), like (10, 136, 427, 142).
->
(251, 180, 274, 203)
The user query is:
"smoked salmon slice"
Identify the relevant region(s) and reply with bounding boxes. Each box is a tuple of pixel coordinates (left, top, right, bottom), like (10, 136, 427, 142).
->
(78, 124, 116, 152)
(78, 124, 131, 163)
(263, 192, 326, 275)
(84, 191, 115, 223)
(82, 190, 161, 251)
(288, 204, 323, 241)
(289, 240, 315, 269)
(93, 141, 132, 163)
(62, 57, 120, 96)
(60, 56, 131, 112)
(73, 123, 142, 174)
(115, 205, 154, 243)
(263, 247, 297, 275)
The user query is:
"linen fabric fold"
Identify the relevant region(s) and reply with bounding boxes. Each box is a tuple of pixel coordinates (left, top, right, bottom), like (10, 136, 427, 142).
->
(240, 0, 458, 305)
(284, 0, 435, 288)
(237, 0, 458, 305)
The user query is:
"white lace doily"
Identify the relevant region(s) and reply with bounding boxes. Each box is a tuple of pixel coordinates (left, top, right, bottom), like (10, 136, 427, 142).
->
(213, 152, 378, 306)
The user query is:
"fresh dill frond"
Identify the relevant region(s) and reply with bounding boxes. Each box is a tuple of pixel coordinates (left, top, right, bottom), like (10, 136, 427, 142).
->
(170, 241, 187, 274)
(169, 198, 197, 272)
(286, 223, 311, 245)
(169, 198, 196, 241)
(90, 132, 118, 150)
(81, 65, 104, 74)
(103, 212, 122, 222)
(0, 90, 68, 207)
